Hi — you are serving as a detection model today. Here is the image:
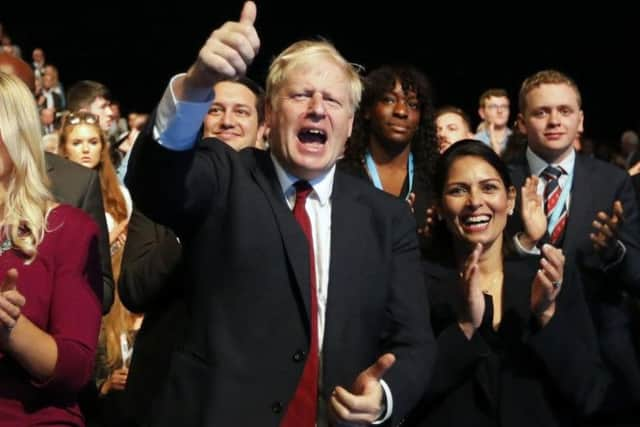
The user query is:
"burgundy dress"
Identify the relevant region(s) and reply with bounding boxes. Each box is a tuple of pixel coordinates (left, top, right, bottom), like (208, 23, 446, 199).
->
(0, 204, 102, 426)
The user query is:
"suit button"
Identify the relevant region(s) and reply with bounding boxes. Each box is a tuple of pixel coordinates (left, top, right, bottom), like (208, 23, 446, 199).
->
(292, 350, 306, 362)
(271, 401, 283, 413)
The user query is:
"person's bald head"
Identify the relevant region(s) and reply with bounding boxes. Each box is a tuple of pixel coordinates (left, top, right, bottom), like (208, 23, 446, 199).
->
(0, 52, 34, 92)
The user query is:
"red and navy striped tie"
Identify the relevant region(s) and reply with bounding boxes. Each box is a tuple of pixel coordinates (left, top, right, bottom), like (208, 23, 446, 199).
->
(541, 165, 567, 245)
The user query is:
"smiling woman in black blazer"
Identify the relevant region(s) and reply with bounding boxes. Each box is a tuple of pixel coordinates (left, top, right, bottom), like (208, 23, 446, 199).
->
(408, 140, 611, 427)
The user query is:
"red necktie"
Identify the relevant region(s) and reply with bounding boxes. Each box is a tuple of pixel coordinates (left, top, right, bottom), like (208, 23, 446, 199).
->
(280, 181, 319, 427)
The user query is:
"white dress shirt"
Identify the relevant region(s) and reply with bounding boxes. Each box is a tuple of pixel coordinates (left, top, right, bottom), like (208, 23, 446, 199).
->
(514, 147, 625, 268)
(514, 147, 575, 255)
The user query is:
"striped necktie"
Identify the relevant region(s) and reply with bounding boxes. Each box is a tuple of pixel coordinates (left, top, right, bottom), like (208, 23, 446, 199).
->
(541, 165, 567, 245)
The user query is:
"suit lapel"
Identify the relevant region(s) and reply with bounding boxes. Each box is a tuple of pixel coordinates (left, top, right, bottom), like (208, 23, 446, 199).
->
(324, 172, 368, 350)
(564, 155, 593, 256)
(509, 155, 530, 190)
(250, 152, 312, 320)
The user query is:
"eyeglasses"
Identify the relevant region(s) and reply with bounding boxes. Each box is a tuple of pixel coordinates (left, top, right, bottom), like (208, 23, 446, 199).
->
(64, 112, 99, 126)
(486, 104, 510, 111)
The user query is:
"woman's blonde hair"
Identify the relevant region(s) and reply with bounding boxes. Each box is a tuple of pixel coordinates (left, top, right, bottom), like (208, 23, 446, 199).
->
(0, 72, 53, 263)
(58, 114, 128, 225)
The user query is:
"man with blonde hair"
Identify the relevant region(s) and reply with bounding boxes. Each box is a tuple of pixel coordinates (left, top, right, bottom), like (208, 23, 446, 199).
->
(125, 2, 434, 426)
(510, 69, 640, 422)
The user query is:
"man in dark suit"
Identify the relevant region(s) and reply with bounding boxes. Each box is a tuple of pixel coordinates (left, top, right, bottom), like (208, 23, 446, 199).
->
(125, 2, 434, 426)
(37, 72, 63, 111)
(118, 76, 266, 427)
(118, 209, 185, 427)
(508, 70, 640, 422)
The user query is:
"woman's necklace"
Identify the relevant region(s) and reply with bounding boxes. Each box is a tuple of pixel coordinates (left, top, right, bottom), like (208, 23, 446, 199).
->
(0, 234, 11, 255)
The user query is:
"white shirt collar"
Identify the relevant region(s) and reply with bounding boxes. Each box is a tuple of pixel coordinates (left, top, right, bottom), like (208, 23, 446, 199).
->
(270, 152, 334, 206)
(526, 146, 576, 176)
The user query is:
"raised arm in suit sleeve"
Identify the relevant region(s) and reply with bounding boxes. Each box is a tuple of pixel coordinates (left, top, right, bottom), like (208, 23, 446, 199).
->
(126, 0, 258, 233)
(607, 174, 640, 296)
(123, 74, 234, 238)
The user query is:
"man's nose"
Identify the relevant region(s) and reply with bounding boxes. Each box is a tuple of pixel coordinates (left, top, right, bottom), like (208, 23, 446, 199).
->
(307, 92, 326, 118)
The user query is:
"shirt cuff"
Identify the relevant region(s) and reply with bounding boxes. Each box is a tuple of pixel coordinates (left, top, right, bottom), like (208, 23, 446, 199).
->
(602, 239, 626, 271)
(154, 73, 214, 151)
(513, 232, 541, 256)
(372, 379, 393, 424)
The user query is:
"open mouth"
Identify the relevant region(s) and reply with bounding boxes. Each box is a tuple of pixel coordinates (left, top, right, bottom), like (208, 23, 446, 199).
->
(460, 214, 491, 231)
(298, 127, 327, 144)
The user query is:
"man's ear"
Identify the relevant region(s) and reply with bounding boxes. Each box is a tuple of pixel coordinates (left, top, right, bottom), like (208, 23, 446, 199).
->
(578, 109, 584, 134)
(347, 114, 354, 138)
(478, 106, 486, 121)
(255, 123, 267, 148)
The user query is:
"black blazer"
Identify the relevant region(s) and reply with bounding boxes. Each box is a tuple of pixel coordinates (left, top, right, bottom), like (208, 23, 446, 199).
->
(118, 208, 186, 427)
(508, 152, 640, 414)
(125, 128, 436, 426)
(46, 152, 114, 313)
(632, 174, 640, 205)
(337, 159, 433, 254)
(408, 256, 610, 427)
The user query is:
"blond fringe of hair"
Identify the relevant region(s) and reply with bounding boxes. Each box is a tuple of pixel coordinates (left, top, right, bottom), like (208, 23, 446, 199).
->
(266, 39, 363, 113)
(518, 69, 582, 113)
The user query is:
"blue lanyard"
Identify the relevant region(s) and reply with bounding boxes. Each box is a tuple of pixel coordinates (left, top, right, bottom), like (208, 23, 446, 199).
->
(547, 168, 573, 234)
(364, 151, 414, 200)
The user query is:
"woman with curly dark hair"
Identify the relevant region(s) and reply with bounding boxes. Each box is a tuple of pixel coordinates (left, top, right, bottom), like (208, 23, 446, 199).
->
(339, 64, 439, 237)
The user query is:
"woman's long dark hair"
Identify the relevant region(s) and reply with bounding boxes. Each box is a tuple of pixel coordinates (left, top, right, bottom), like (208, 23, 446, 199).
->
(342, 65, 439, 197)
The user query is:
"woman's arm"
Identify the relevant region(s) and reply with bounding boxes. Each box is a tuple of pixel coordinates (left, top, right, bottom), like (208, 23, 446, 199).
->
(13, 210, 103, 392)
(1, 269, 58, 380)
(2, 303, 58, 382)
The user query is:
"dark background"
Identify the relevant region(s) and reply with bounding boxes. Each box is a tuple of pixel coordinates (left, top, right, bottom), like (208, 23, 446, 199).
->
(4, 2, 638, 145)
